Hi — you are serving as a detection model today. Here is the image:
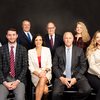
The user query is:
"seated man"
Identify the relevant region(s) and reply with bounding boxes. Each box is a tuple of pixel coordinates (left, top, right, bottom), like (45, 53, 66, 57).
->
(52, 32, 91, 100)
(0, 28, 28, 100)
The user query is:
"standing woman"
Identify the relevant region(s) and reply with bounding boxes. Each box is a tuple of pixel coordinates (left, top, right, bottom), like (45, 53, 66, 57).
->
(28, 34, 52, 100)
(86, 30, 100, 100)
(74, 21, 91, 52)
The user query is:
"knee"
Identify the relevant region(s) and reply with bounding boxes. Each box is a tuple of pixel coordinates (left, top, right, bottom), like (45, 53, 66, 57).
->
(44, 85, 48, 94)
(15, 93, 25, 100)
(52, 91, 62, 97)
(79, 87, 91, 94)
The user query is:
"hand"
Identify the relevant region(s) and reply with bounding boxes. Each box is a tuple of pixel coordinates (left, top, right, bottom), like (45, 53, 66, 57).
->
(3, 81, 13, 90)
(38, 70, 46, 78)
(10, 80, 20, 90)
(70, 78, 77, 86)
(45, 68, 50, 73)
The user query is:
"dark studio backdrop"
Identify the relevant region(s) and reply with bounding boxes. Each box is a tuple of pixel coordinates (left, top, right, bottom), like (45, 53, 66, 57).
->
(0, 0, 100, 44)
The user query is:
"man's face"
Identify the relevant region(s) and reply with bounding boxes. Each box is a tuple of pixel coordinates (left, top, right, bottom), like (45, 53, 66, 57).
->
(22, 20, 31, 32)
(6, 30, 18, 43)
(63, 32, 74, 47)
(47, 22, 56, 35)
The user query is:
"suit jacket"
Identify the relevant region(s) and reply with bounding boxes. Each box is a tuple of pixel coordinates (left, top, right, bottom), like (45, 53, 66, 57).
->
(28, 46, 52, 86)
(53, 45, 87, 80)
(44, 34, 63, 59)
(18, 30, 34, 50)
(0, 44, 28, 84)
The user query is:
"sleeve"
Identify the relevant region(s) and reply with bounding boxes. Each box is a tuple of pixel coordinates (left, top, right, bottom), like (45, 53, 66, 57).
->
(88, 53, 100, 76)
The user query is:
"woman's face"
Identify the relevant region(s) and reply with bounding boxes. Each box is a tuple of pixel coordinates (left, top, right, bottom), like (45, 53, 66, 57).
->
(76, 24, 83, 34)
(96, 32, 100, 46)
(35, 36, 43, 47)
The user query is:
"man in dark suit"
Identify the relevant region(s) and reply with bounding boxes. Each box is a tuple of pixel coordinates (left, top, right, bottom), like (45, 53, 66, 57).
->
(44, 22, 63, 59)
(52, 32, 91, 100)
(0, 28, 28, 100)
(17, 19, 34, 100)
(18, 19, 34, 50)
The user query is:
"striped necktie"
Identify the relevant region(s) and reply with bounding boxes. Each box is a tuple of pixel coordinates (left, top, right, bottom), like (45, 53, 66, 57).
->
(10, 46, 15, 77)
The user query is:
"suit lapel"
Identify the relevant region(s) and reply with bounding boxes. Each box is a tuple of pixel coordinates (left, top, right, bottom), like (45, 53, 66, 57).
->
(47, 35, 51, 48)
(15, 44, 19, 69)
(72, 45, 76, 68)
(5, 45, 10, 66)
(22, 31, 31, 43)
(62, 46, 66, 64)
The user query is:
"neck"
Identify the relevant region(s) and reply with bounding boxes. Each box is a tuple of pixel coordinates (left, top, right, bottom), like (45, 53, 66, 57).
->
(36, 46, 42, 50)
(8, 42, 16, 45)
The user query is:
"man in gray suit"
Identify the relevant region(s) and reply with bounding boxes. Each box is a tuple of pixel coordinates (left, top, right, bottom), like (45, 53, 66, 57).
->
(52, 32, 91, 100)
(0, 28, 28, 100)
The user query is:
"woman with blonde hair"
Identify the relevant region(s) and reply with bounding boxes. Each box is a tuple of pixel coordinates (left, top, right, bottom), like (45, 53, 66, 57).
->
(86, 30, 100, 100)
(74, 21, 91, 52)
(28, 33, 52, 100)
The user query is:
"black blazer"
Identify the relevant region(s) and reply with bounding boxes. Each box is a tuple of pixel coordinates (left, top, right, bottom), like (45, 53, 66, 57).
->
(0, 44, 28, 84)
(44, 34, 63, 58)
(18, 30, 34, 50)
(53, 45, 87, 80)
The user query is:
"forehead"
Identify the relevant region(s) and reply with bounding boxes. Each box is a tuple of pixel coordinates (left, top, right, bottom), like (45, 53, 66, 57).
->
(22, 21, 30, 25)
(47, 22, 55, 27)
(35, 36, 42, 39)
(63, 32, 73, 38)
(7, 30, 17, 34)
(96, 32, 100, 37)
(77, 24, 82, 27)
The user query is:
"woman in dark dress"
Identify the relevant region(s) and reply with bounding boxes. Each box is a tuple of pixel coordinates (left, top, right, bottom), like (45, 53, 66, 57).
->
(74, 21, 91, 53)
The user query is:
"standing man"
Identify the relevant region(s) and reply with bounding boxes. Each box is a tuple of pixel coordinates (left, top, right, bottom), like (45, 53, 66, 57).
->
(0, 28, 28, 100)
(18, 19, 34, 100)
(44, 22, 63, 59)
(18, 19, 34, 50)
(52, 32, 91, 100)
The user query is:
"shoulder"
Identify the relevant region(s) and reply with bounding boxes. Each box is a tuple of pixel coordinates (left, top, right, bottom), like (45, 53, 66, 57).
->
(42, 46, 50, 51)
(73, 45, 84, 54)
(56, 46, 65, 52)
(1, 44, 8, 50)
(28, 48, 35, 53)
(17, 44, 27, 51)
(55, 34, 62, 38)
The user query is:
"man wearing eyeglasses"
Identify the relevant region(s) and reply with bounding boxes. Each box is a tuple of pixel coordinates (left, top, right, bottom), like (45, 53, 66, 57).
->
(44, 22, 63, 59)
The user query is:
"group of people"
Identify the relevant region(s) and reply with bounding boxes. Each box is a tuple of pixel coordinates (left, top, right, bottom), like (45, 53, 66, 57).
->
(0, 19, 100, 100)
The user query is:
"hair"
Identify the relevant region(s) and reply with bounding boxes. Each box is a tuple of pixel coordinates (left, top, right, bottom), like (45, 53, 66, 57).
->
(86, 30, 100, 57)
(76, 21, 90, 42)
(32, 33, 45, 47)
(47, 21, 56, 28)
(22, 19, 31, 25)
(6, 28, 17, 35)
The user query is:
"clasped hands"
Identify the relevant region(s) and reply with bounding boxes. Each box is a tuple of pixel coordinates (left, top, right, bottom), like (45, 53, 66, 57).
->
(60, 76, 77, 88)
(3, 80, 20, 90)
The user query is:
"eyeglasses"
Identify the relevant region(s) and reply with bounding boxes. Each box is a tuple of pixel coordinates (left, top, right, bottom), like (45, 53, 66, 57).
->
(47, 27, 55, 29)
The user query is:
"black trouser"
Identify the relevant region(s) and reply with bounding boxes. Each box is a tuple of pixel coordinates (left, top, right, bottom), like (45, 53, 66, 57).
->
(52, 76, 91, 100)
(25, 69, 33, 100)
(86, 73, 100, 100)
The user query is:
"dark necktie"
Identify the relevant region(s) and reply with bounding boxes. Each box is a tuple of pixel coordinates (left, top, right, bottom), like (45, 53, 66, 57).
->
(27, 33, 31, 42)
(66, 48, 71, 78)
(50, 35, 53, 48)
(10, 46, 15, 77)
